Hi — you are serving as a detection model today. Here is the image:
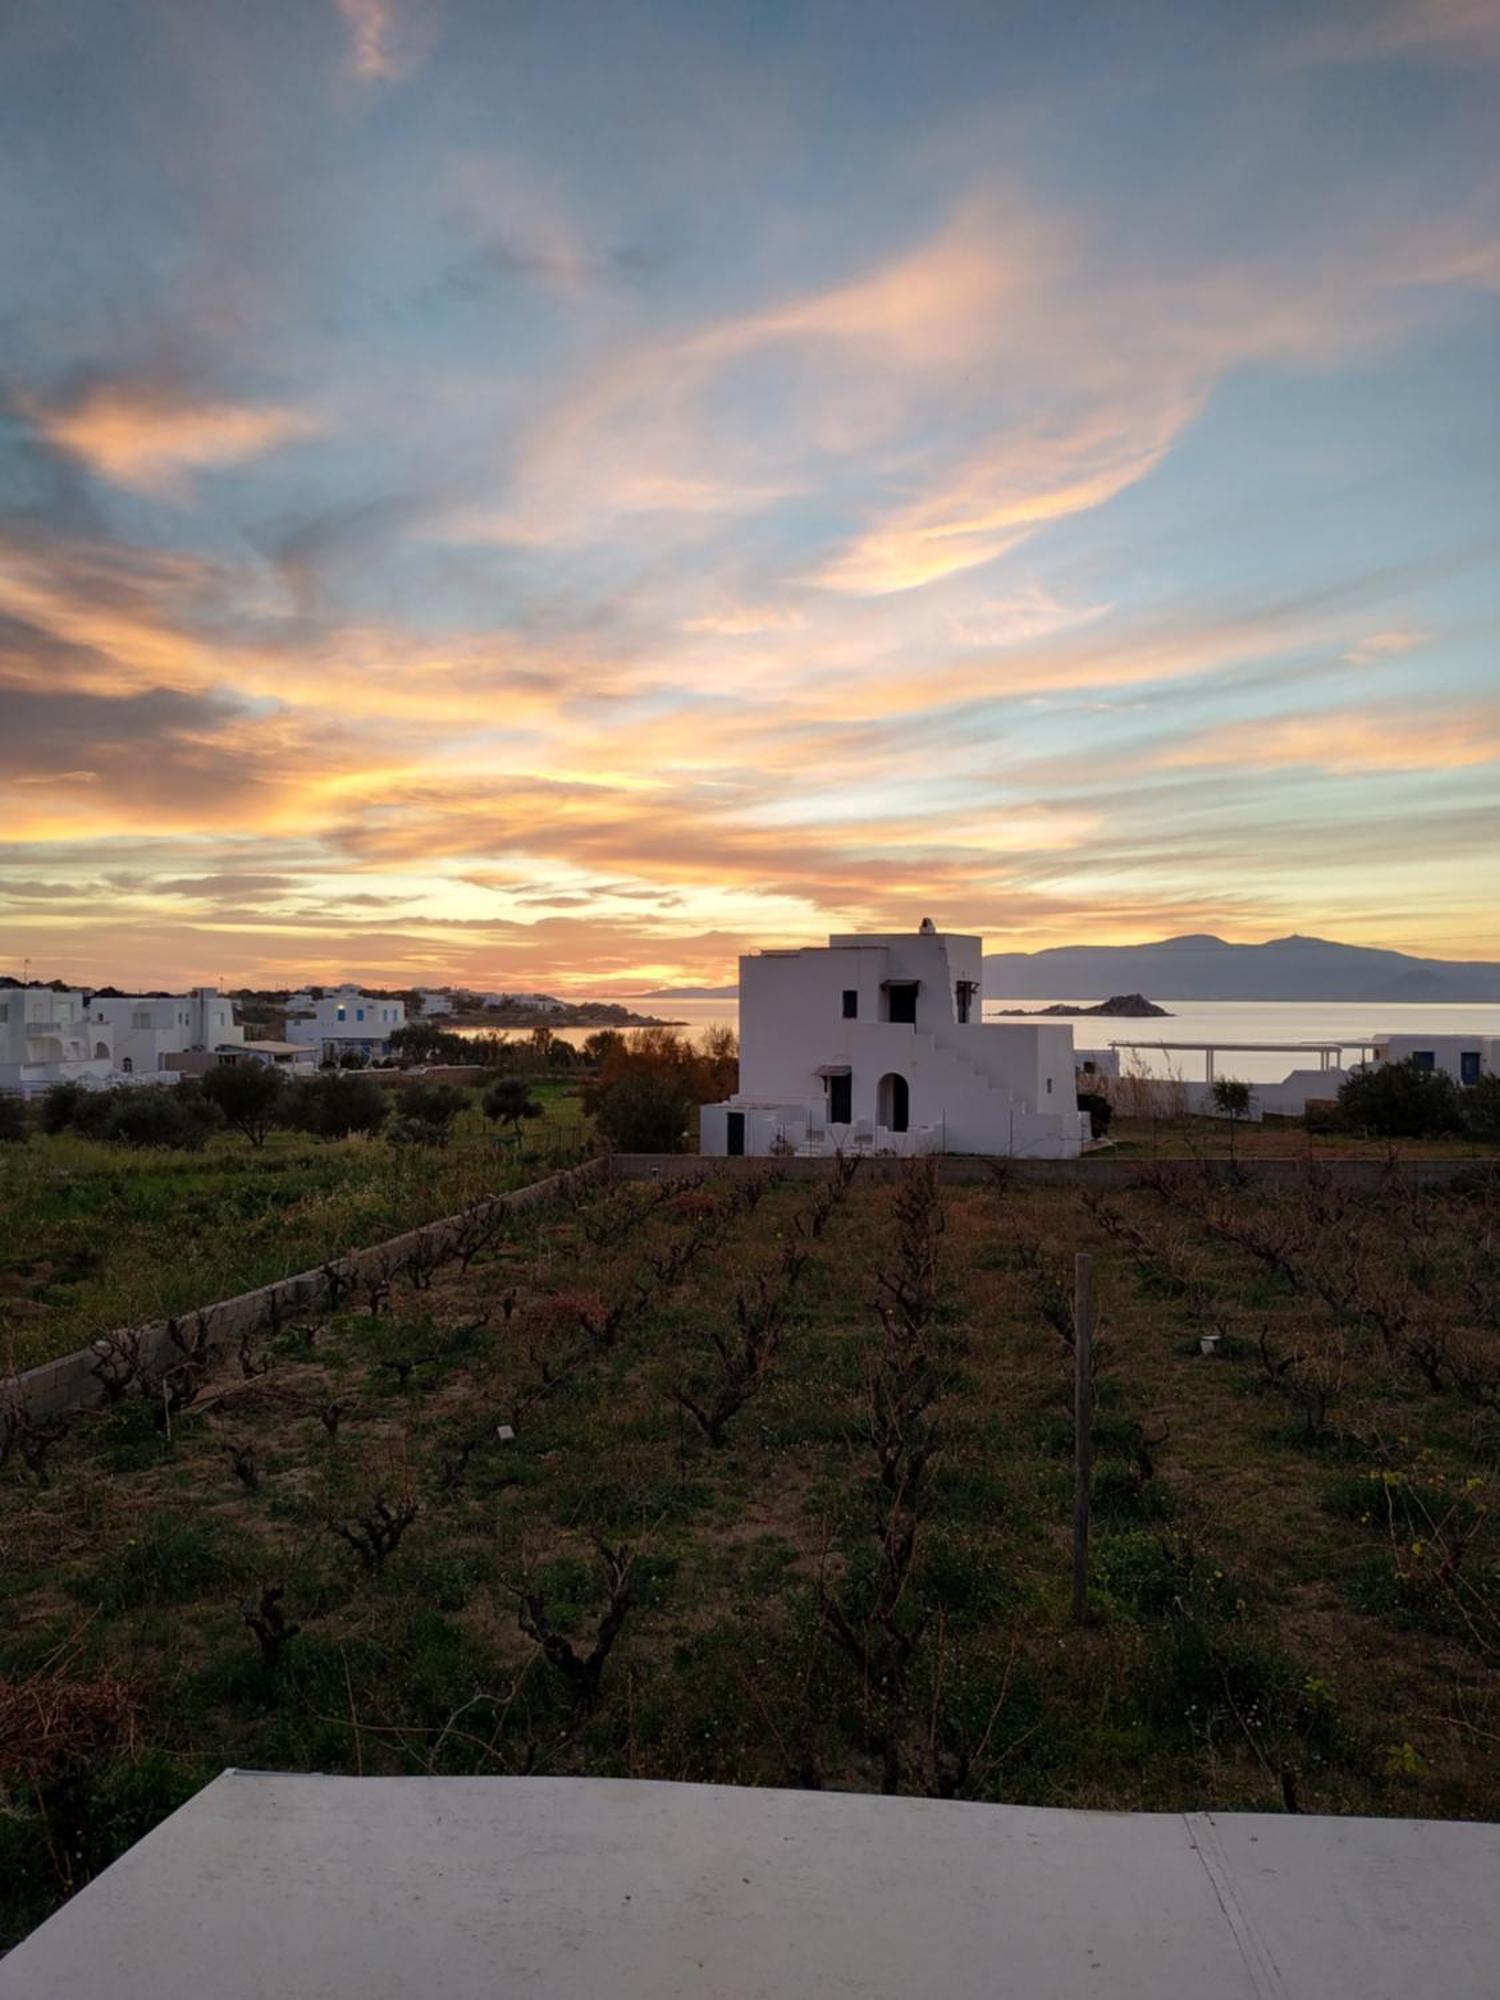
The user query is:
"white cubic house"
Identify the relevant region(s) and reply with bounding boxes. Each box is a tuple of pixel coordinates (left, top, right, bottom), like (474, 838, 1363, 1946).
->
(1371, 1034, 1499, 1088)
(415, 989, 455, 1018)
(0, 987, 115, 1097)
(285, 986, 406, 1062)
(700, 924, 1090, 1159)
(87, 987, 245, 1076)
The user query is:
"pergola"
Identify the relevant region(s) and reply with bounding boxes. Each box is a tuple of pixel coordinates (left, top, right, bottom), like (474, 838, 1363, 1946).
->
(1109, 1038, 1376, 1085)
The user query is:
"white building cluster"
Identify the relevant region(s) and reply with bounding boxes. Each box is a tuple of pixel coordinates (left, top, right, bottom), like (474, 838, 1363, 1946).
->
(0, 980, 406, 1096)
(283, 985, 405, 1062)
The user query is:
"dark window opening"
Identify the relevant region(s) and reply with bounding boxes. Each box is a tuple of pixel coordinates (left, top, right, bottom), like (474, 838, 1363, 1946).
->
(828, 1072, 852, 1123)
(955, 979, 978, 1024)
(1412, 1050, 1436, 1071)
(885, 982, 919, 1025)
(726, 1110, 746, 1156)
(1461, 1051, 1482, 1086)
(841, 989, 858, 1018)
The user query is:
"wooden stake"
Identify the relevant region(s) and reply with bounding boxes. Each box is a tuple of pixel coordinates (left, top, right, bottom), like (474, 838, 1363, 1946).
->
(1071, 1251, 1096, 1625)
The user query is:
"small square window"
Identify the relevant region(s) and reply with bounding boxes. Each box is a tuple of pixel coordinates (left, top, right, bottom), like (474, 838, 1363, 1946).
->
(841, 990, 858, 1019)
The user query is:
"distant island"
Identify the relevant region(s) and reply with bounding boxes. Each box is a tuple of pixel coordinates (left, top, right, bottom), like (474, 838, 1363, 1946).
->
(1000, 993, 1170, 1019)
(454, 998, 681, 1028)
(636, 984, 740, 1000)
(983, 934, 1500, 1004)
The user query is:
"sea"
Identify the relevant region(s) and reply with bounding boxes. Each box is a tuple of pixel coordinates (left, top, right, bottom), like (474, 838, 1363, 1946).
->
(457, 997, 1500, 1084)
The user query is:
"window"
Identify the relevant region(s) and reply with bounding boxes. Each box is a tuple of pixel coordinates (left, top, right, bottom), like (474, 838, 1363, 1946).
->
(884, 982, 919, 1025)
(841, 990, 858, 1019)
(356, 1007, 365, 1021)
(1412, 1050, 1435, 1071)
(1046, 1077, 1053, 1094)
(955, 979, 978, 1025)
(336, 1006, 346, 1021)
(828, 1072, 852, 1123)
(1461, 1051, 1482, 1086)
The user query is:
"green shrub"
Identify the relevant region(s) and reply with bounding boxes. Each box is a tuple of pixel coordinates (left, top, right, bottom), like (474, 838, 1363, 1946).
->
(1462, 1071, 1500, 1143)
(589, 1069, 697, 1152)
(286, 1071, 390, 1140)
(102, 1084, 223, 1151)
(1336, 1058, 1462, 1138)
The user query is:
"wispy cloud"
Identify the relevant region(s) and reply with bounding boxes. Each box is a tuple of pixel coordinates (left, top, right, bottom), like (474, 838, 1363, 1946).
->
(26, 380, 317, 498)
(1160, 704, 1500, 774)
(333, 0, 435, 84)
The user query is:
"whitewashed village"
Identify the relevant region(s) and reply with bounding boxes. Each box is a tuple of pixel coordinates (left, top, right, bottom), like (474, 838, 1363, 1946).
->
(6, 925, 1496, 1160)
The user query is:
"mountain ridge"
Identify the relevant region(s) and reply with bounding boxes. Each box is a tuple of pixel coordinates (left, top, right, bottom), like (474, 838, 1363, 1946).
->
(982, 934, 1500, 1003)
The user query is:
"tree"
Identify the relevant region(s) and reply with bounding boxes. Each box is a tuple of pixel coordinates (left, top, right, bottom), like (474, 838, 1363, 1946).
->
(102, 1083, 222, 1151)
(1336, 1058, 1462, 1139)
(389, 1081, 470, 1146)
(528, 1025, 555, 1067)
(338, 1048, 369, 1070)
(588, 1068, 696, 1152)
(484, 1076, 543, 1137)
(580, 1030, 625, 1068)
(579, 1026, 737, 1153)
(390, 1022, 468, 1066)
(695, 1024, 739, 1101)
(40, 1081, 88, 1135)
(199, 1062, 290, 1147)
(1210, 1077, 1253, 1164)
(286, 1071, 390, 1141)
(0, 1095, 28, 1143)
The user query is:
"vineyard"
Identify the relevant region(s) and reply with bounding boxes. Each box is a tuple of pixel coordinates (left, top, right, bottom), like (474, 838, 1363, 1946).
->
(3, 1156, 1499, 1947)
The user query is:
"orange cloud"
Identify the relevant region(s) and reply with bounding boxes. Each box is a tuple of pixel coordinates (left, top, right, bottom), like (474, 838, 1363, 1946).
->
(812, 399, 1198, 595)
(29, 382, 317, 497)
(1160, 705, 1500, 775)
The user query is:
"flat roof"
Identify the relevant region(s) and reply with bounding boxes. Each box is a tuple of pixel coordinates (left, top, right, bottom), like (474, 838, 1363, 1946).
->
(1109, 1039, 1374, 1054)
(4, 1773, 1498, 1998)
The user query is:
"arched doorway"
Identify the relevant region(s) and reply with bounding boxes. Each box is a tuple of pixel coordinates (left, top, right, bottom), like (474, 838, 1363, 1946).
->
(94, 1041, 110, 1059)
(877, 1072, 909, 1133)
(120, 1056, 133, 1073)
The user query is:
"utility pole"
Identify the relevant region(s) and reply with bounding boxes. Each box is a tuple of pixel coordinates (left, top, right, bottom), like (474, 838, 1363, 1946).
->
(1071, 1251, 1097, 1625)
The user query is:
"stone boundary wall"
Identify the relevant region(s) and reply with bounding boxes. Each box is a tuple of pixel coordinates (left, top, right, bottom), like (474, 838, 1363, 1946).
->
(6, 1157, 610, 1425)
(610, 1151, 1489, 1194)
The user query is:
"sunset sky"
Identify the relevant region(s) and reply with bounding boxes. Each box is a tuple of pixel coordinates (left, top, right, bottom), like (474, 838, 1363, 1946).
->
(1, 0, 1496, 994)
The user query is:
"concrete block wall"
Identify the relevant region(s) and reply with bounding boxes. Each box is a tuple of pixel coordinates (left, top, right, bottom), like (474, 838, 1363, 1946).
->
(5, 1157, 609, 1425)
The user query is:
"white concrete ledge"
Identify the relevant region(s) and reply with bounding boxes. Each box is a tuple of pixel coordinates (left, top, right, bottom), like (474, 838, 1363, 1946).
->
(3, 1772, 1497, 1998)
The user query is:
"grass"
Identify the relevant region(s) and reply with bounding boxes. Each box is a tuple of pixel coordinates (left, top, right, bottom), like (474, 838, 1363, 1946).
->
(0, 1081, 590, 1373)
(4, 1156, 1500, 1947)
(1104, 1113, 1498, 1160)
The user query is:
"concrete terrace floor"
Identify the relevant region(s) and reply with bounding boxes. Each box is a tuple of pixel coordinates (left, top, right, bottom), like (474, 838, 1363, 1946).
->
(4, 1772, 1498, 1998)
